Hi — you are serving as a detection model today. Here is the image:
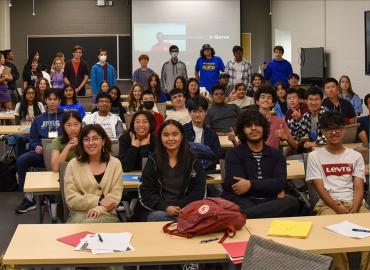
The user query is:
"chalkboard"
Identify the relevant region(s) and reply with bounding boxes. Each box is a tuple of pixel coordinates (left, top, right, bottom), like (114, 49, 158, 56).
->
(27, 35, 131, 79)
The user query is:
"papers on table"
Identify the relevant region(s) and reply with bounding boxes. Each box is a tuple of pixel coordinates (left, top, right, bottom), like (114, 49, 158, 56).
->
(222, 241, 248, 264)
(267, 220, 312, 238)
(325, 220, 370, 239)
(74, 232, 134, 254)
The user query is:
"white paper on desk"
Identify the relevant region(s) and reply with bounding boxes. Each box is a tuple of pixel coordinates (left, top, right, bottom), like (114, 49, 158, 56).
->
(86, 232, 132, 252)
(325, 220, 370, 239)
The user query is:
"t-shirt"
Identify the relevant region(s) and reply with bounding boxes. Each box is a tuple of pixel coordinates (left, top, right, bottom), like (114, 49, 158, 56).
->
(234, 61, 243, 84)
(132, 68, 154, 89)
(322, 98, 356, 125)
(58, 103, 86, 119)
(252, 151, 263, 180)
(193, 125, 203, 143)
(306, 147, 365, 203)
(94, 114, 114, 138)
(51, 136, 76, 162)
(14, 102, 45, 123)
(195, 56, 225, 92)
(166, 109, 191, 125)
(266, 115, 294, 150)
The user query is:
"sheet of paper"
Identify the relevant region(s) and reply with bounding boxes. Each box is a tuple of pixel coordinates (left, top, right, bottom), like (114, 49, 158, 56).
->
(75, 233, 134, 254)
(325, 220, 370, 239)
(267, 220, 312, 238)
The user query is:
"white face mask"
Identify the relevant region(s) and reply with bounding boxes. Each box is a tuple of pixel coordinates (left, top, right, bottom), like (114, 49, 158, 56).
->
(170, 52, 179, 58)
(99, 55, 107, 62)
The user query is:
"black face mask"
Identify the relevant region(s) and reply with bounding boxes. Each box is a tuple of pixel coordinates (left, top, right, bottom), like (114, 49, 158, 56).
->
(143, 101, 155, 110)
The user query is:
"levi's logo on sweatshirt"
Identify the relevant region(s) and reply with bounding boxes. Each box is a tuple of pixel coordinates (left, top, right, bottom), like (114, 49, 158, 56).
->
(322, 163, 353, 177)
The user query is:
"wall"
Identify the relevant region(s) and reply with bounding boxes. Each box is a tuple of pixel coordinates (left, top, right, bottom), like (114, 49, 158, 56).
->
(272, 0, 370, 104)
(0, 0, 10, 49)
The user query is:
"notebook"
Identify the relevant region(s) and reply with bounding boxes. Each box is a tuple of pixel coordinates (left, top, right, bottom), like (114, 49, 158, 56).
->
(122, 174, 141, 181)
(222, 241, 248, 264)
(267, 220, 312, 238)
(57, 231, 93, 247)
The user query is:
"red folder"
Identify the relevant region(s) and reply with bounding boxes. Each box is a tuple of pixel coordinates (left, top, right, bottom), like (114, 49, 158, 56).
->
(222, 241, 248, 264)
(57, 231, 93, 247)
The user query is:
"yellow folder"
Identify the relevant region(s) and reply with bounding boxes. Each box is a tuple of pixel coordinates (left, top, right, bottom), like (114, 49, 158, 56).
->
(267, 220, 312, 238)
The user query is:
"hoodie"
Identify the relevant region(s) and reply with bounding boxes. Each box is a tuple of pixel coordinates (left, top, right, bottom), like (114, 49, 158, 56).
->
(90, 62, 117, 95)
(264, 59, 293, 86)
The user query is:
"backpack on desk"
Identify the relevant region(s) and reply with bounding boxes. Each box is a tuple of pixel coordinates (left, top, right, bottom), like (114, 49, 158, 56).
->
(163, 198, 246, 243)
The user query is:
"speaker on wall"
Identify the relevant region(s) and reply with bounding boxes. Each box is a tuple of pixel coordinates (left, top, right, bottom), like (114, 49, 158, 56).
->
(300, 47, 325, 85)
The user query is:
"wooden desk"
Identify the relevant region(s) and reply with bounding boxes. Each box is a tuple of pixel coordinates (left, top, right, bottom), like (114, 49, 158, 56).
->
(218, 135, 233, 148)
(3, 222, 250, 267)
(286, 160, 305, 180)
(0, 112, 16, 120)
(0, 125, 31, 135)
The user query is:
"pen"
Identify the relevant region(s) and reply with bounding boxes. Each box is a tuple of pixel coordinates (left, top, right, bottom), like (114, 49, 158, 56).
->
(352, 229, 370, 233)
(200, 237, 219, 244)
(98, 234, 103, 242)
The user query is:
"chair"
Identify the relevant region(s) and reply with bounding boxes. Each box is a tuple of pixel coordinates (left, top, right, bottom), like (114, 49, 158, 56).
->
(156, 103, 167, 118)
(41, 138, 54, 171)
(77, 95, 94, 112)
(241, 235, 332, 270)
(342, 123, 360, 144)
(111, 139, 119, 157)
(59, 161, 69, 223)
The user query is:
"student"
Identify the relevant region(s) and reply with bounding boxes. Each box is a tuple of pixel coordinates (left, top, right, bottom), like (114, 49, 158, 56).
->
(285, 88, 309, 138)
(59, 84, 86, 119)
(64, 124, 123, 223)
(219, 72, 234, 98)
(207, 84, 239, 134)
(262, 45, 293, 87)
(225, 45, 253, 90)
(166, 88, 191, 125)
(99, 80, 110, 93)
(227, 83, 254, 109)
(108, 86, 126, 122)
(127, 83, 143, 114)
(90, 49, 117, 96)
(173, 75, 187, 92)
(306, 111, 370, 270)
(50, 111, 81, 172)
(50, 57, 65, 89)
(184, 77, 200, 101)
(141, 89, 164, 134)
(222, 109, 299, 218)
(247, 73, 265, 98)
(288, 73, 308, 103)
(63, 45, 89, 96)
(322, 77, 356, 125)
(0, 52, 13, 110)
(83, 92, 123, 139)
(139, 120, 206, 221)
(195, 44, 225, 92)
(161, 45, 188, 94)
(35, 78, 50, 105)
(339, 75, 363, 116)
(15, 88, 63, 213)
(132, 54, 154, 89)
(274, 82, 288, 118)
(118, 110, 156, 172)
(147, 73, 168, 103)
(358, 94, 370, 143)
(22, 58, 42, 89)
(3, 49, 19, 105)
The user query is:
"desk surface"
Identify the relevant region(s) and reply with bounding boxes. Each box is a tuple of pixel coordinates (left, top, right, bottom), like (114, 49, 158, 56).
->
(3, 222, 250, 265)
(0, 112, 16, 120)
(0, 125, 30, 135)
(218, 136, 233, 148)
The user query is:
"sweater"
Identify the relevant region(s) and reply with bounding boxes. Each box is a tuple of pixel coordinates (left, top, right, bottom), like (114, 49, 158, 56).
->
(64, 156, 123, 215)
(90, 62, 117, 95)
(264, 59, 293, 86)
(160, 59, 188, 93)
(206, 103, 239, 133)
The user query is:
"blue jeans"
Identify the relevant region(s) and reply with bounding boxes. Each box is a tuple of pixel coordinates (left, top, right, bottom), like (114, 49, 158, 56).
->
(147, 210, 178, 222)
(7, 134, 29, 157)
(16, 150, 44, 191)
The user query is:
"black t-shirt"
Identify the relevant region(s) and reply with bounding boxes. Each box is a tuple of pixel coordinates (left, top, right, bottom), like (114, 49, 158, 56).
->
(322, 98, 356, 124)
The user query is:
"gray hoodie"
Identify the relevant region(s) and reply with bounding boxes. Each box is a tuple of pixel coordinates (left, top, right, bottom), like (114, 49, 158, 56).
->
(160, 59, 188, 93)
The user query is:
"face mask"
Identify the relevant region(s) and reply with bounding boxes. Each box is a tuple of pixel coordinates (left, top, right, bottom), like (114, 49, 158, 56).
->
(99, 55, 107, 62)
(170, 52, 179, 58)
(143, 101, 154, 110)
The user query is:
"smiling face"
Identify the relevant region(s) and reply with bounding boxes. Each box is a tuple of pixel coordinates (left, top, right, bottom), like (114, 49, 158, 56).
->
(322, 125, 345, 145)
(244, 123, 264, 143)
(38, 79, 48, 92)
(54, 59, 63, 71)
(171, 92, 186, 109)
(175, 78, 184, 89)
(149, 77, 157, 89)
(161, 124, 183, 152)
(82, 130, 104, 157)
(236, 84, 247, 99)
(307, 94, 322, 113)
(132, 86, 142, 101)
(188, 81, 198, 95)
(134, 114, 150, 138)
(100, 82, 110, 92)
(287, 92, 299, 108)
(212, 89, 225, 104)
(252, 76, 262, 88)
(256, 93, 274, 109)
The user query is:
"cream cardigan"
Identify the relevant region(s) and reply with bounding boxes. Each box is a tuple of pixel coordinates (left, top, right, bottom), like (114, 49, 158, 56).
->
(64, 156, 123, 215)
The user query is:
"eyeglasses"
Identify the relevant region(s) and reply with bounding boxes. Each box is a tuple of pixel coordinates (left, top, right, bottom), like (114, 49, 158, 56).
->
(213, 92, 225, 97)
(83, 136, 102, 144)
(323, 127, 344, 134)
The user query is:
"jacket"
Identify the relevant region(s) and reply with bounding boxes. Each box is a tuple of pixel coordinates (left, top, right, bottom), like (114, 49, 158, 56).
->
(161, 59, 188, 93)
(63, 60, 89, 92)
(90, 62, 117, 95)
(139, 154, 206, 211)
(264, 59, 293, 86)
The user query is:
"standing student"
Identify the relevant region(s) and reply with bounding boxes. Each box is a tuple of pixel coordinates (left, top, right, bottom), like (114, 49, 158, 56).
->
(225, 45, 253, 90)
(358, 94, 370, 143)
(338, 75, 363, 116)
(108, 86, 126, 122)
(90, 49, 117, 96)
(22, 59, 42, 89)
(165, 88, 191, 125)
(64, 124, 123, 223)
(195, 44, 225, 92)
(227, 83, 254, 109)
(274, 82, 288, 118)
(3, 49, 19, 105)
(0, 52, 13, 110)
(63, 45, 89, 96)
(141, 90, 164, 134)
(147, 73, 168, 103)
(50, 57, 65, 89)
(58, 84, 86, 119)
(139, 120, 206, 221)
(306, 111, 370, 270)
(222, 109, 299, 218)
(35, 78, 50, 106)
(50, 111, 81, 172)
(132, 54, 154, 89)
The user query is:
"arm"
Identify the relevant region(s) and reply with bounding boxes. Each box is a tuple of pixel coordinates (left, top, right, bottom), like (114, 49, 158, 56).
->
(90, 66, 97, 94)
(160, 64, 167, 91)
(118, 133, 141, 172)
(195, 59, 200, 80)
(100, 160, 124, 208)
(223, 149, 247, 192)
(353, 95, 363, 115)
(194, 71, 200, 81)
(115, 118, 124, 139)
(358, 130, 368, 144)
(182, 63, 188, 81)
(63, 64, 71, 85)
(112, 66, 117, 86)
(78, 103, 86, 119)
(28, 119, 42, 150)
(312, 179, 348, 214)
(351, 176, 364, 213)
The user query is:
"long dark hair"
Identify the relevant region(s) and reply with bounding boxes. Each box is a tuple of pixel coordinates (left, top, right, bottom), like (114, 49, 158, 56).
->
(60, 84, 78, 105)
(129, 110, 156, 135)
(173, 75, 187, 91)
(77, 124, 112, 163)
(18, 86, 42, 120)
(60, 111, 82, 144)
(155, 120, 191, 173)
(185, 78, 200, 100)
(109, 86, 122, 106)
(147, 73, 162, 102)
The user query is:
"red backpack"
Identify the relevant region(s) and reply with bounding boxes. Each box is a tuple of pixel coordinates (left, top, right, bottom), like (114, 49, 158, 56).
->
(163, 198, 246, 243)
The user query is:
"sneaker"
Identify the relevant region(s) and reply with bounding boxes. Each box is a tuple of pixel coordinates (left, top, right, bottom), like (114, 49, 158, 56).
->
(15, 198, 36, 213)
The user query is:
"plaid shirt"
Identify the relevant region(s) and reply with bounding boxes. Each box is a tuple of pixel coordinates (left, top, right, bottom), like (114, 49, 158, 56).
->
(289, 106, 328, 145)
(225, 58, 253, 89)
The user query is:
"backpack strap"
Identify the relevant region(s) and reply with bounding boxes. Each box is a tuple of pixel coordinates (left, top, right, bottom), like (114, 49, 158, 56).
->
(218, 224, 237, 243)
(162, 221, 193, 239)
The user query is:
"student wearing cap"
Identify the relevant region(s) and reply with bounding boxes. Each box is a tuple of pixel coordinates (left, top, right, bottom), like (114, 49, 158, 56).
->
(219, 72, 234, 97)
(195, 44, 225, 93)
(225, 45, 253, 90)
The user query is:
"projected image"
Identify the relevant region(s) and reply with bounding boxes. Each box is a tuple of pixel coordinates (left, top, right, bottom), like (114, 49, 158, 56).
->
(134, 23, 186, 52)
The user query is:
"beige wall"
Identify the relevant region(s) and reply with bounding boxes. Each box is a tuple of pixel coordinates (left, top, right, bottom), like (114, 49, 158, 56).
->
(0, 0, 10, 49)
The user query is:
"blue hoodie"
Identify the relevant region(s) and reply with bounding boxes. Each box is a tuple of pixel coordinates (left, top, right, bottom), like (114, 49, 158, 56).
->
(90, 63, 117, 95)
(29, 110, 64, 150)
(264, 59, 293, 86)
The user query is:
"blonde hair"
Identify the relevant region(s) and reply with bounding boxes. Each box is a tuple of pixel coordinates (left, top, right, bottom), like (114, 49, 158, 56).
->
(50, 56, 65, 73)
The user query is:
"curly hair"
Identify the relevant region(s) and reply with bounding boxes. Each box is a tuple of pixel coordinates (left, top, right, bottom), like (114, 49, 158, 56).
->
(235, 109, 270, 143)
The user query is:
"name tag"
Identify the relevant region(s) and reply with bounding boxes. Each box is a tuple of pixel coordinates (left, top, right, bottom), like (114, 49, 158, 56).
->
(48, 131, 58, 138)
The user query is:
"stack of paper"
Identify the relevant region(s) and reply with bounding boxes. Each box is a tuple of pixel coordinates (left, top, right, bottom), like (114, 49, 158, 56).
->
(267, 220, 312, 238)
(222, 241, 248, 264)
(325, 220, 370, 239)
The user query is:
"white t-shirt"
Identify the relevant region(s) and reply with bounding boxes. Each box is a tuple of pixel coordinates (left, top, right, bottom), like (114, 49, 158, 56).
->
(166, 109, 191, 125)
(234, 61, 243, 84)
(193, 125, 203, 143)
(94, 114, 114, 139)
(306, 147, 365, 203)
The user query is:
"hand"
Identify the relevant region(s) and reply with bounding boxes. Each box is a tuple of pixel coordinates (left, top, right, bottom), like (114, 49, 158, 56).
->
(35, 145, 43, 154)
(275, 124, 288, 141)
(232, 176, 251, 195)
(228, 89, 238, 102)
(260, 63, 267, 70)
(277, 190, 285, 199)
(25, 115, 34, 122)
(140, 133, 151, 146)
(165, 205, 180, 216)
(291, 108, 301, 121)
(349, 207, 359, 214)
(228, 128, 239, 145)
(67, 137, 78, 149)
(86, 209, 100, 218)
(130, 132, 141, 147)
(303, 141, 316, 149)
(336, 206, 350, 215)
(75, 87, 80, 93)
(99, 198, 117, 212)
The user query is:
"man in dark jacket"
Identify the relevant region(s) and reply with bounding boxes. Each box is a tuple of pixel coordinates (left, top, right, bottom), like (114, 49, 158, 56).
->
(222, 109, 299, 218)
(3, 49, 20, 105)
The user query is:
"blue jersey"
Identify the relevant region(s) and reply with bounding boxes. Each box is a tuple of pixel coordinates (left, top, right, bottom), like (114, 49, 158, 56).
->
(195, 56, 225, 92)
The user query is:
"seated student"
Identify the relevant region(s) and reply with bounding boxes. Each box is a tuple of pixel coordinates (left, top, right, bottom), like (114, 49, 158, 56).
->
(322, 78, 356, 125)
(358, 94, 370, 143)
(147, 73, 168, 103)
(82, 92, 123, 139)
(118, 111, 156, 172)
(274, 82, 288, 118)
(285, 88, 309, 139)
(166, 88, 191, 125)
(127, 83, 143, 114)
(139, 120, 206, 221)
(247, 73, 265, 98)
(15, 88, 63, 213)
(291, 87, 329, 151)
(35, 78, 50, 105)
(141, 89, 164, 134)
(99, 80, 110, 93)
(222, 109, 299, 218)
(108, 86, 126, 122)
(288, 73, 307, 103)
(207, 84, 239, 134)
(50, 111, 81, 172)
(174, 75, 187, 92)
(339, 75, 363, 116)
(219, 72, 233, 97)
(306, 111, 370, 270)
(184, 77, 200, 101)
(58, 84, 86, 119)
(64, 124, 123, 223)
(227, 83, 254, 108)
(254, 84, 297, 151)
